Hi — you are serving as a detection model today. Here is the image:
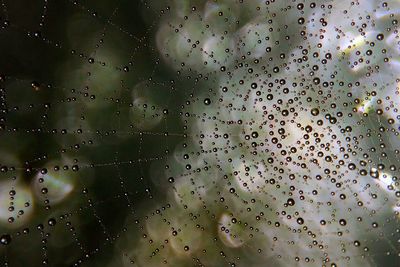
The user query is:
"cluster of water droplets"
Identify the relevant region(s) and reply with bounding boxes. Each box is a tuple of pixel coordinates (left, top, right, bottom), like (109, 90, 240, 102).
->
(121, 1, 399, 266)
(0, 0, 399, 267)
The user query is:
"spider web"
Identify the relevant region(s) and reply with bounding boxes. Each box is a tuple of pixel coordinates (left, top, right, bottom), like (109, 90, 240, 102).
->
(0, 0, 399, 267)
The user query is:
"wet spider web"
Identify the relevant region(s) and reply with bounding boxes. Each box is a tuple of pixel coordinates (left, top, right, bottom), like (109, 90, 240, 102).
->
(0, 0, 399, 267)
